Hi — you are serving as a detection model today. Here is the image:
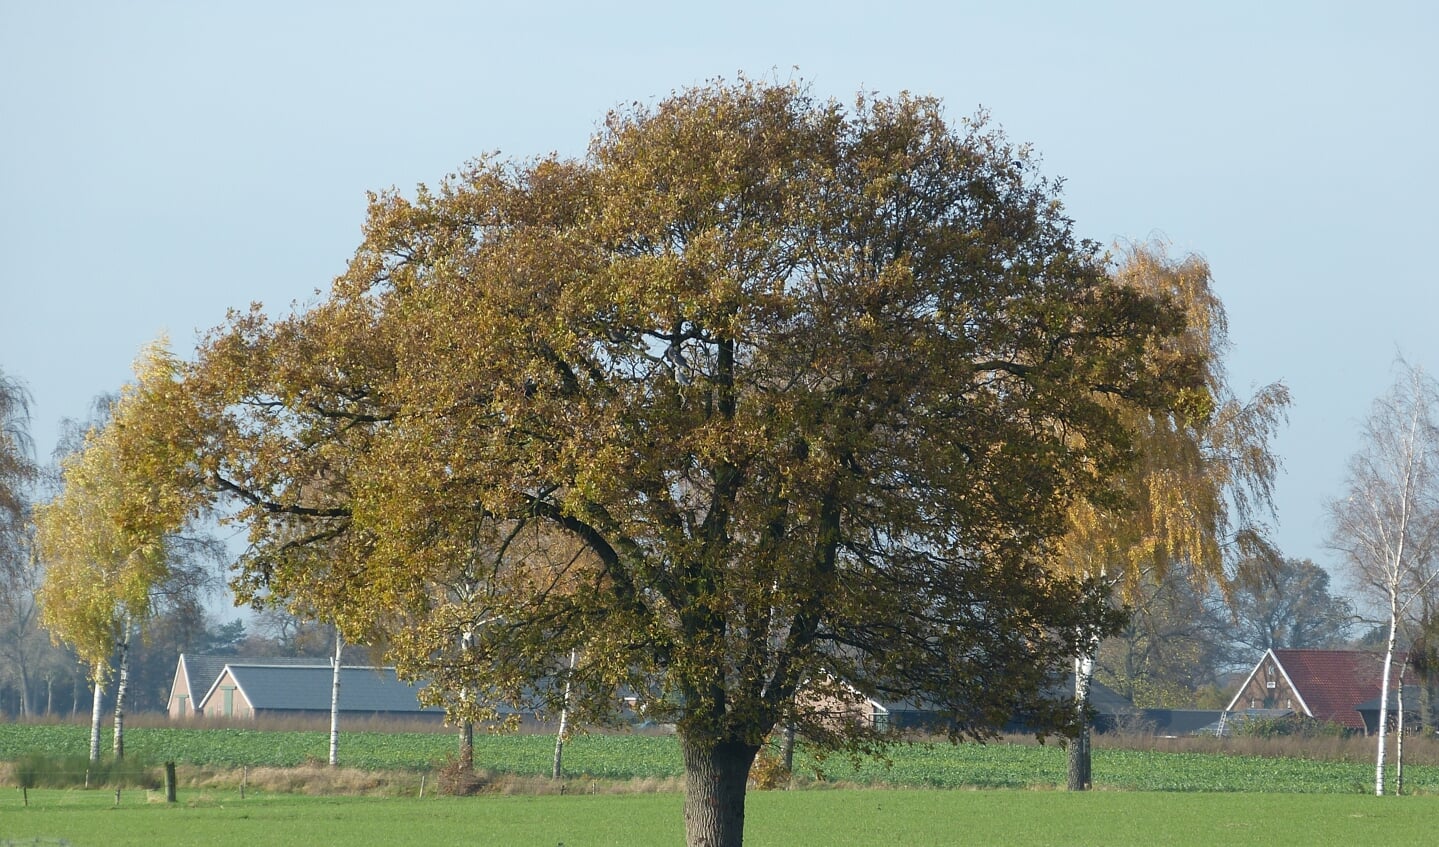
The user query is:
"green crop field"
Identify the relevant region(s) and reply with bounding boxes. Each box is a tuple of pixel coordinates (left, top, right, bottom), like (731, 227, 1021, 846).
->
(2, 723, 1436, 794)
(1, 789, 1436, 847)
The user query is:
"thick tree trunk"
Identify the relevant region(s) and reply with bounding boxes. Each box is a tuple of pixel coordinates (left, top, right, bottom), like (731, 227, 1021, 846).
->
(113, 614, 133, 760)
(1067, 650, 1095, 791)
(88, 675, 105, 763)
(329, 632, 343, 767)
(681, 735, 760, 847)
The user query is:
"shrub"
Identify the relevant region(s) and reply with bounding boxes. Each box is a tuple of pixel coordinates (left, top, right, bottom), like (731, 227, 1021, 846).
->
(1236, 715, 1347, 739)
(436, 754, 488, 796)
(749, 744, 791, 790)
(6, 752, 160, 789)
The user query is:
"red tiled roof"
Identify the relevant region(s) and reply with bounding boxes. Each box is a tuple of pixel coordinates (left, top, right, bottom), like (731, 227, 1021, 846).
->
(1272, 649, 1405, 731)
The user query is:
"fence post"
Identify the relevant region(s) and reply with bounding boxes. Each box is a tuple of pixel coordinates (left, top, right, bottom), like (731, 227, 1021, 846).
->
(165, 761, 177, 803)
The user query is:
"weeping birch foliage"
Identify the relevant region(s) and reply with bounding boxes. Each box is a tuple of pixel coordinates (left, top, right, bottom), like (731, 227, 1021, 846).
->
(1055, 243, 1289, 597)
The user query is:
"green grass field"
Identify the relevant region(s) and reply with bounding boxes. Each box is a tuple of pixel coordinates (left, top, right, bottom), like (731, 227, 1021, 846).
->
(5, 724, 1437, 845)
(2, 789, 1435, 847)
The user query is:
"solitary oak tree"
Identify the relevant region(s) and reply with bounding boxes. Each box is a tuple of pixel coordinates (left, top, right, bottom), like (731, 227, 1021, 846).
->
(149, 81, 1204, 847)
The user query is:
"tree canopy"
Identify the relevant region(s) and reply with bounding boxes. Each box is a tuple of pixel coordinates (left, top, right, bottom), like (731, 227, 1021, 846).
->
(145, 80, 1208, 846)
(34, 344, 191, 673)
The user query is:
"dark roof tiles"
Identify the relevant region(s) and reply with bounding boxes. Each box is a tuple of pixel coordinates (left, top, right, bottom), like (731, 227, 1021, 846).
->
(213, 664, 443, 714)
(1270, 649, 1406, 731)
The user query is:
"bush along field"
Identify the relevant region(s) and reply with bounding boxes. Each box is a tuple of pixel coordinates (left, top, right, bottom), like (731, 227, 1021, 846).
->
(4, 723, 1439, 795)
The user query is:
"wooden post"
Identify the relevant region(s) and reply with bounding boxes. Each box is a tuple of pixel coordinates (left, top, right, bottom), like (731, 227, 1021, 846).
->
(241, 766, 247, 799)
(164, 761, 177, 803)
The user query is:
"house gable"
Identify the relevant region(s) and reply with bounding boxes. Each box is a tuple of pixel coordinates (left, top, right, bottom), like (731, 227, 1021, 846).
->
(198, 666, 258, 718)
(1226, 649, 1403, 732)
(1225, 649, 1308, 716)
(168, 655, 194, 718)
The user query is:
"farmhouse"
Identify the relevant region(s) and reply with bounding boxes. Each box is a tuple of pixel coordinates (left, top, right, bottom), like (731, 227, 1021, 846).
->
(168, 654, 444, 721)
(1225, 648, 1407, 733)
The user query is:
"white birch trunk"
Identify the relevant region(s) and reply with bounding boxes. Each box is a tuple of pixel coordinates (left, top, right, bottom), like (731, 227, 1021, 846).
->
(112, 613, 133, 759)
(329, 631, 343, 767)
(1067, 648, 1095, 791)
(552, 649, 576, 780)
(459, 627, 474, 770)
(1376, 596, 1398, 795)
(88, 674, 105, 763)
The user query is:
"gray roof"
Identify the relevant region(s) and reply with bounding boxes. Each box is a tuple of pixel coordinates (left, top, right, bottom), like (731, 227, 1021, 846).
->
(1082, 679, 1137, 716)
(872, 677, 1135, 718)
(205, 664, 445, 715)
(1354, 685, 1423, 712)
(1136, 709, 1225, 736)
(178, 654, 329, 705)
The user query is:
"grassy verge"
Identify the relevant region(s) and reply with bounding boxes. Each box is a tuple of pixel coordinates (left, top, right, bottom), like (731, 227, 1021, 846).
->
(1, 789, 1435, 847)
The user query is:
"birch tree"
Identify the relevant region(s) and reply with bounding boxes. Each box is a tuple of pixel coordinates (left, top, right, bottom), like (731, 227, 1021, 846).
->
(140, 81, 1206, 847)
(34, 343, 195, 760)
(1053, 243, 1288, 790)
(1327, 362, 1439, 796)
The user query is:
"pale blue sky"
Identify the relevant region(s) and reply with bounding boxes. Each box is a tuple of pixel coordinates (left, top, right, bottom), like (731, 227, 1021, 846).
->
(2, 1, 1435, 598)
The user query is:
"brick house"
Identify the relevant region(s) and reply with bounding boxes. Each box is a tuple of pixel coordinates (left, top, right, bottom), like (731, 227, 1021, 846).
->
(1225, 649, 1406, 734)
